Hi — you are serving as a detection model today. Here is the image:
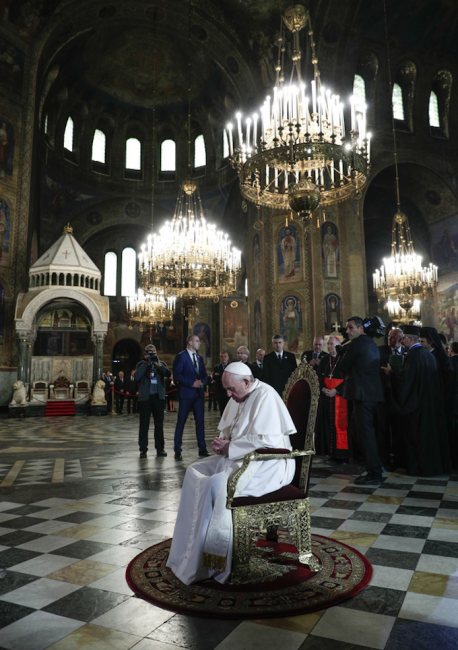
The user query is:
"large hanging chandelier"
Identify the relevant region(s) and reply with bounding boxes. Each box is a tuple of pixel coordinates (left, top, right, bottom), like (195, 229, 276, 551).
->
(228, 5, 369, 226)
(126, 288, 176, 326)
(138, 179, 241, 303)
(372, 0, 437, 324)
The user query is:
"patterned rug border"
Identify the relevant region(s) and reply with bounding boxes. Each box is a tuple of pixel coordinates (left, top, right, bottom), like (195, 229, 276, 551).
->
(125, 535, 373, 619)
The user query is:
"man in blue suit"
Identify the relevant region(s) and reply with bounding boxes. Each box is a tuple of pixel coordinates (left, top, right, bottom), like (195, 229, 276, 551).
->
(173, 334, 209, 461)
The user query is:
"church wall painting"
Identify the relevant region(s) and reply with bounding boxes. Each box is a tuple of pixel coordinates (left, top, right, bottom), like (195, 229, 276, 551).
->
(0, 117, 14, 179)
(437, 272, 458, 342)
(324, 292, 343, 334)
(277, 222, 301, 283)
(321, 221, 340, 279)
(430, 213, 458, 277)
(280, 294, 303, 354)
(193, 321, 211, 360)
(222, 297, 248, 359)
(254, 299, 262, 350)
(0, 197, 10, 266)
(253, 233, 261, 288)
(0, 282, 5, 346)
(0, 38, 25, 95)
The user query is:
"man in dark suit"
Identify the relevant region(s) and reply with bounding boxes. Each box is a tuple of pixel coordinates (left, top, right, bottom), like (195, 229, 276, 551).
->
(250, 348, 265, 380)
(135, 344, 171, 458)
(301, 336, 326, 371)
(213, 351, 230, 416)
(376, 328, 405, 467)
(338, 316, 384, 486)
(263, 334, 297, 397)
(126, 370, 139, 415)
(173, 334, 209, 460)
(114, 371, 126, 414)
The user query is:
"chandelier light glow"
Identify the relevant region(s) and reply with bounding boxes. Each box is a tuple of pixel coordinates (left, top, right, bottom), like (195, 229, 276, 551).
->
(228, 4, 369, 223)
(126, 288, 176, 325)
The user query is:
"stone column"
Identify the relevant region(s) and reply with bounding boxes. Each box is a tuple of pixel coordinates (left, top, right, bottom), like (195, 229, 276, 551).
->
(17, 337, 28, 383)
(25, 340, 34, 385)
(93, 334, 105, 385)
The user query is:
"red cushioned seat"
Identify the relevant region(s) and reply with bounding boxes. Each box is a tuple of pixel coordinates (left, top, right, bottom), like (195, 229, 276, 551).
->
(232, 484, 307, 508)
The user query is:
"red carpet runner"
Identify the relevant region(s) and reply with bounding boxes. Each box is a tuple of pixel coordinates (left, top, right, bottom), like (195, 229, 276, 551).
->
(45, 400, 76, 417)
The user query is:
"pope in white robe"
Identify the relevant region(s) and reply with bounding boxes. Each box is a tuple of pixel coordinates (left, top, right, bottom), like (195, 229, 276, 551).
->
(166, 362, 296, 585)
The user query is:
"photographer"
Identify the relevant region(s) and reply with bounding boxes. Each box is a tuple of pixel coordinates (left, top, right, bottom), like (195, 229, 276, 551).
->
(134, 343, 171, 459)
(337, 316, 384, 485)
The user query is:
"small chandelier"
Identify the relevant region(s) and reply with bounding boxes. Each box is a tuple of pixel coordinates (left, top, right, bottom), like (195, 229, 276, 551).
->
(126, 288, 176, 325)
(228, 5, 369, 226)
(372, 0, 437, 324)
(138, 180, 241, 304)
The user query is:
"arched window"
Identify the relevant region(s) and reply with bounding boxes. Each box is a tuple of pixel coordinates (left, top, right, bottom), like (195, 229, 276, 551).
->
(44, 114, 49, 134)
(92, 129, 107, 164)
(161, 139, 176, 172)
(194, 134, 206, 168)
(126, 137, 141, 170)
(353, 74, 366, 113)
(121, 247, 136, 297)
(392, 83, 404, 120)
(64, 117, 74, 151)
(223, 129, 229, 158)
(429, 90, 440, 127)
(104, 251, 117, 296)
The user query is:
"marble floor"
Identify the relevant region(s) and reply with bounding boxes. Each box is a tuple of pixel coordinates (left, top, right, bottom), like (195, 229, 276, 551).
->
(0, 410, 457, 650)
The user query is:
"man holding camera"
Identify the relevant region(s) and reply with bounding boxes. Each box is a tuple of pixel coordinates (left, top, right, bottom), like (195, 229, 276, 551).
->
(134, 343, 171, 459)
(337, 316, 384, 486)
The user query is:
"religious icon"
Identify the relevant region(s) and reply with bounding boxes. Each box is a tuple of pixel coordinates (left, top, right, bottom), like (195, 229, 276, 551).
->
(223, 297, 248, 356)
(0, 117, 14, 179)
(431, 214, 458, 276)
(193, 322, 211, 359)
(252, 233, 261, 287)
(0, 282, 5, 346)
(277, 223, 300, 283)
(254, 300, 262, 349)
(0, 198, 10, 266)
(321, 222, 340, 279)
(324, 292, 342, 333)
(280, 295, 303, 353)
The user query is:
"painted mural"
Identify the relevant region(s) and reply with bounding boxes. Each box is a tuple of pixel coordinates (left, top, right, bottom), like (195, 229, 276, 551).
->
(0, 117, 14, 179)
(324, 292, 343, 333)
(223, 298, 248, 358)
(437, 273, 458, 342)
(0, 282, 5, 346)
(280, 295, 303, 353)
(193, 322, 211, 360)
(277, 223, 300, 283)
(431, 214, 458, 276)
(0, 38, 25, 94)
(0, 198, 10, 266)
(321, 222, 340, 279)
(254, 299, 262, 350)
(253, 233, 261, 288)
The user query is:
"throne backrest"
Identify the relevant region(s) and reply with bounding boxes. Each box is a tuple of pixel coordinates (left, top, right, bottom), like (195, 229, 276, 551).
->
(33, 381, 47, 392)
(75, 380, 89, 390)
(283, 360, 320, 490)
(54, 376, 71, 388)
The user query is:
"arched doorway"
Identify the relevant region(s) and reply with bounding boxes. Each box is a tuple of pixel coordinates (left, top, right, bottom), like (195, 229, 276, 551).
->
(112, 338, 143, 377)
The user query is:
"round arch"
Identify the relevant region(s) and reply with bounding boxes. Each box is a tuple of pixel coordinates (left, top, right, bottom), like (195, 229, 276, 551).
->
(112, 338, 143, 377)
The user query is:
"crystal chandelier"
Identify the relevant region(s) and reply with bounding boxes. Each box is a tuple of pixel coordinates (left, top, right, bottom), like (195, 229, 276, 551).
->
(126, 288, 176, 326)
(372, 0, 437, 324)
(228, 4, 369, 226)
(138, 180, 241, 303)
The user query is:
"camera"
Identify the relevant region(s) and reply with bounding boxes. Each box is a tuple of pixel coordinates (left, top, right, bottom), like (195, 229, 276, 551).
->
(148, 354, 158, 364)
(363, 316, 385, 338)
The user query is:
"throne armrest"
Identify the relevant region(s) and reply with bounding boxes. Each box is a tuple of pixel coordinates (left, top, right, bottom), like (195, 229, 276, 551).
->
(226, 447, 314, 507)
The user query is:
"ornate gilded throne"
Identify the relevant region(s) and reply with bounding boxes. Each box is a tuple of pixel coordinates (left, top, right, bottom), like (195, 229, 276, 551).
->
(226, 360, 320, 581)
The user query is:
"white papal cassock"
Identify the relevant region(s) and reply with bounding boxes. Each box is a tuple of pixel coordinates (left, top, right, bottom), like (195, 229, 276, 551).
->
(166, 379, 296, 585)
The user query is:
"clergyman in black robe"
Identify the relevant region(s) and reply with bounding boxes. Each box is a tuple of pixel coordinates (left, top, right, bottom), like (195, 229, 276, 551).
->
(316, 336, 350, 462)
(389, 326, 451, 477)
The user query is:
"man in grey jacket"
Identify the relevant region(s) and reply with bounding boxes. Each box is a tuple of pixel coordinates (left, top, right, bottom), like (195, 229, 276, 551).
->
(134, 343, 171, 459)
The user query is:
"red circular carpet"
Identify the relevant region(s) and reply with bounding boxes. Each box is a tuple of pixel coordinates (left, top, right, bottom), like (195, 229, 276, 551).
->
(126, 534, 372, 619)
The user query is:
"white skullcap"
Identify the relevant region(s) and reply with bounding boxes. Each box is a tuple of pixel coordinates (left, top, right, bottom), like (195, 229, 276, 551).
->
(225, 362, 252, 376)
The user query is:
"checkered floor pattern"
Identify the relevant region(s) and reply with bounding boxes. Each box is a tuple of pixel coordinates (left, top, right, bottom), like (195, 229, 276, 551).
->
(0, 412, 457, 650)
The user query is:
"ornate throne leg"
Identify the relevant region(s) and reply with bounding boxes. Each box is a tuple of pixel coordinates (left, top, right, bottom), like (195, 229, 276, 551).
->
(230, 507, 252, 582)
(296, 499, 320, 572)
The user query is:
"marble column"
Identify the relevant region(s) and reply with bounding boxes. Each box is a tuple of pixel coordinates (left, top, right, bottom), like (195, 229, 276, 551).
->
(25, 341, 34, 385)
(93, 335, 105, 384)
(17, 338, 28, 383)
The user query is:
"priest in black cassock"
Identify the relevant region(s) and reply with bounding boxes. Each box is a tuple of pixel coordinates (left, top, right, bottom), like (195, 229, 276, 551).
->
(387, 325, 451, 477)
(316, 336, 350, 463)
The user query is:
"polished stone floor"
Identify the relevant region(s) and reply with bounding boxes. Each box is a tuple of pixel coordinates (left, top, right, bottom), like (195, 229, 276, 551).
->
(0, 410, 457, 650)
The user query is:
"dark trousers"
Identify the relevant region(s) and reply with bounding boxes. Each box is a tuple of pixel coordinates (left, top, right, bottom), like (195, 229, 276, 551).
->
(174, 393, 206, 453)
(127, 394, 137, 414)
(115, 393, 125, 413)
(138, 394, 165, 452)
(352, 400, 383, 476)
(218, 393, 230, 417)
(105, 390, 112, 412)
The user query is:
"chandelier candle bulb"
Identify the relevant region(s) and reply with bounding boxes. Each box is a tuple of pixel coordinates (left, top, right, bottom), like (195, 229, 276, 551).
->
(246, 118, 251, 149)
(253, 114, 258, 150)
(311, 79, 317, 114)
(236, 113, 243, 147)
(227, 124, 234, 155)
(350, 96, 356, 132)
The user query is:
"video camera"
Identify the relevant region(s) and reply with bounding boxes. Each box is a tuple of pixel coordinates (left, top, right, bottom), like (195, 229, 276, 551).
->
(148, 353, 158, 364)
(362, 316, 385, 338)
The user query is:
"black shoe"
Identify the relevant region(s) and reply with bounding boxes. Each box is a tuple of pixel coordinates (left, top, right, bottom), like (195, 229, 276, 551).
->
(174, 452, 182, 460)
(199, 449, 210, 457)
(139, 451, 147, 459)
(156, 450, 167, 457)
(354, 473, 382, 486)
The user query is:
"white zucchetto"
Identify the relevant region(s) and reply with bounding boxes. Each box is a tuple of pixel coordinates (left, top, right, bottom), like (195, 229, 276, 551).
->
(224, 362, 252, 376)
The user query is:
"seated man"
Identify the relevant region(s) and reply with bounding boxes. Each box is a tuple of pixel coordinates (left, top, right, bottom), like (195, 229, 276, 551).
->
(166, 362, 296, 585)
